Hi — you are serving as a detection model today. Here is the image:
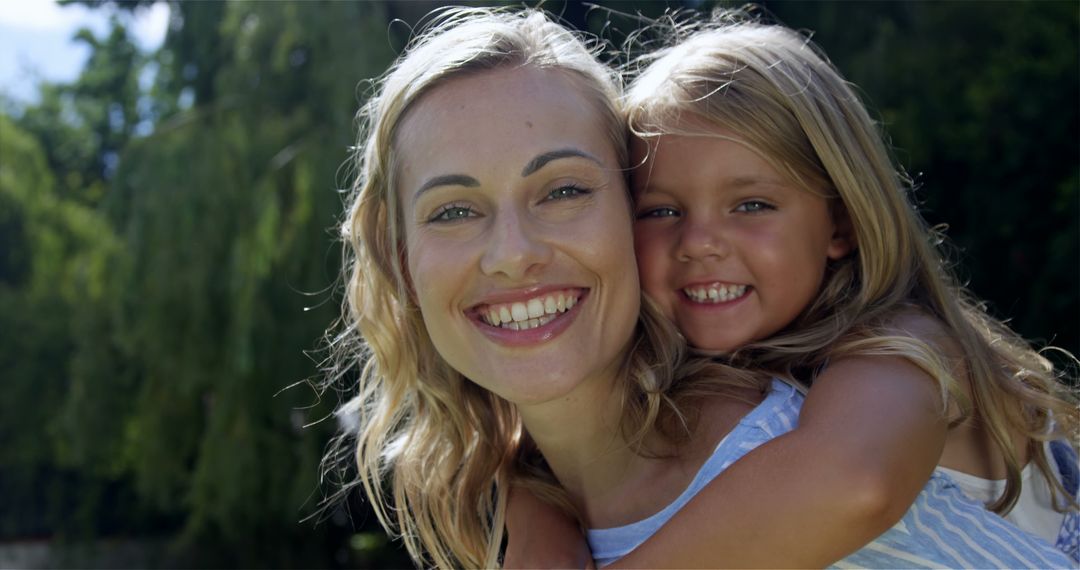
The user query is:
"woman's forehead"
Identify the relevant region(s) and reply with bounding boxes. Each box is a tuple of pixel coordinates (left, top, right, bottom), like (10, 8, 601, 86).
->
(393, 67, 619, 193)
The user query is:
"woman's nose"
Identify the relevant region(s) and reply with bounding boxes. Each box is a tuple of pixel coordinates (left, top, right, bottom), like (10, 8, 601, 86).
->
(676, 218, 730, 262)
(480, 209, 553, 280)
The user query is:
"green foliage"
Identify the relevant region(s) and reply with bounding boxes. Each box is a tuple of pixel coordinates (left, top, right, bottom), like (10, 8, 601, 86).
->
(0, 114, 128, 538)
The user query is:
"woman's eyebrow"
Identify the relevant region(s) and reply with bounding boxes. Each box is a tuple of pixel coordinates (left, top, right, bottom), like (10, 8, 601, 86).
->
(412, 148, 601, 205)
(521, 148, 601, 177)
(414, 174, 480, 204)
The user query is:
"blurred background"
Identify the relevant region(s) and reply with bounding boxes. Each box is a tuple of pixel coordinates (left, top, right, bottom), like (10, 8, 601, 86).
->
(1, 0, 1076, 567)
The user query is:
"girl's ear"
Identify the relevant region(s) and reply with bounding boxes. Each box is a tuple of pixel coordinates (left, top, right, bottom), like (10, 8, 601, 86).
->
(827, 202, 857, 260)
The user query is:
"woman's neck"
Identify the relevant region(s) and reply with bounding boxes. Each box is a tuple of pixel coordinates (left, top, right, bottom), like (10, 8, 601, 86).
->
(516, 369, 685, 528)
(518, 376, 764, 528)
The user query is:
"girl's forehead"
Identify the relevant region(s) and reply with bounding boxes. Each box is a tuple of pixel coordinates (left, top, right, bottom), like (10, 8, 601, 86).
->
(630, 126, 833, 201)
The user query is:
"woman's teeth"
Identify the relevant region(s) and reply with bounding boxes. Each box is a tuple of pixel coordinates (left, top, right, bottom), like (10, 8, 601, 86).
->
(481, 290, 579, 330)
(683, 284, 748, 303)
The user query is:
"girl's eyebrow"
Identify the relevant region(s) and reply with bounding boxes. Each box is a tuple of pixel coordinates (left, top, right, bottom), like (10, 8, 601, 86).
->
(639, 176, 790, 196)
(724, 176, 792, 190)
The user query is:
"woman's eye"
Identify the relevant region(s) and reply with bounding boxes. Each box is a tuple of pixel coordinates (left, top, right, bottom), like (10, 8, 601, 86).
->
(734, 200, 774, 213)
(428, 205, 476, 223)
(636, 206, 680, 219)
(545, 185, 590, 201)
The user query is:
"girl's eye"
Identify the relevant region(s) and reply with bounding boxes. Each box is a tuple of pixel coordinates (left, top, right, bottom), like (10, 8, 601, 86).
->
(636, 206, 680, 219)
(734, 200, 774, 213)
(428, 204, 477, 223)
(545, 184, 590, 201)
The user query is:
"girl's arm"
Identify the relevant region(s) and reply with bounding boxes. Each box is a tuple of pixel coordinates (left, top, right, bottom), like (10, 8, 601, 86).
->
(506, 353, 949, 568)
(611, 354, 948, 568)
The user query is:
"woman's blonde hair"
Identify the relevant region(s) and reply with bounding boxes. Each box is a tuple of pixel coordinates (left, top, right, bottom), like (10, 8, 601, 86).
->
(624, 11, 1078, 514)
(326, 7, 693, 568)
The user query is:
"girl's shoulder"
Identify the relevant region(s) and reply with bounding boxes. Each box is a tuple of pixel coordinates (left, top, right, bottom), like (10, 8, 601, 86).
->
(834, 305, 969, 406)
(846, 306, 1030, 480)
(878, 305, 962, 357)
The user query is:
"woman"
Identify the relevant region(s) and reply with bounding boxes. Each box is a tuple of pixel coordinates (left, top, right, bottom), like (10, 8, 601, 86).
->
(327, 7, 754, 568)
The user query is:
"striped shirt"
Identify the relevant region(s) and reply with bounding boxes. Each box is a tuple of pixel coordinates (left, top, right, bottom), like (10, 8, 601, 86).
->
(587, 379, 1075, 568)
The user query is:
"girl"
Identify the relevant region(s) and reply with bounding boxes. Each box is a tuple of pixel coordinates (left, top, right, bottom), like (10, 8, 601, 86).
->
(506, 12, 1078, 569)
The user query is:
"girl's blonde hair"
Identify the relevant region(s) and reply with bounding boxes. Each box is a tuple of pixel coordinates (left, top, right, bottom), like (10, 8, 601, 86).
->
(624, 12, 1078, 514)
(326, 8, 694, 568)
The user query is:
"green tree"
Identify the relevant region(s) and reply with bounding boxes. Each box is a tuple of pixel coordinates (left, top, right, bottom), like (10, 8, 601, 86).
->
(17, 19, 142, 206)
(89, 1, 406, 565)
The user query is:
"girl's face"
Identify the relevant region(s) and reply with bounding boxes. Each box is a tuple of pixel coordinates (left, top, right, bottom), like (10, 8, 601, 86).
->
(395, 66, 641, 405)
(632, 128, 851, 352)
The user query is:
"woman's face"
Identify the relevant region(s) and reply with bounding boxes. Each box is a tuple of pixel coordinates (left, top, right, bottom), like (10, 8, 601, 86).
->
(394, 66, 640, 405)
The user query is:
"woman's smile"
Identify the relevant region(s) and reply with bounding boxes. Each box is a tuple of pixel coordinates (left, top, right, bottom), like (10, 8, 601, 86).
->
(473, 287, 583, 329)
(469, 287, 589, 346)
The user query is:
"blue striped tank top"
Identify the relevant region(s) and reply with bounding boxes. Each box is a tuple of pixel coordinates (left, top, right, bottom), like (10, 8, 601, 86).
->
(587, 379, 1075, 568)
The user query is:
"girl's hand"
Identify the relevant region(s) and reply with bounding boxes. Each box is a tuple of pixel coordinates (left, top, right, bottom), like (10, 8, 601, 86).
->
(504, 485, 596, 569)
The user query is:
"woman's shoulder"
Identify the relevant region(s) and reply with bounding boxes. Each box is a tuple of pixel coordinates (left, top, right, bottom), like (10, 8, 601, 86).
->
(693, 379, 802, 452)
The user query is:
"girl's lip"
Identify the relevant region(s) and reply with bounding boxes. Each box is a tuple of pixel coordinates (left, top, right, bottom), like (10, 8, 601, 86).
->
(679, 293, 749, 304)
(470, 290, 588, 347)
(680, 279, 747, 289)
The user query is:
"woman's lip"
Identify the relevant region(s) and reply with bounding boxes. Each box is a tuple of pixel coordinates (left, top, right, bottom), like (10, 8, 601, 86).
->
(470, 284, 586, 308)
(470, 290, 588, 347)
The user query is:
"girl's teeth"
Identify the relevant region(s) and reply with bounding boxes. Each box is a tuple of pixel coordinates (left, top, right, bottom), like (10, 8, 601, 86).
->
(684, 284, 748, 303)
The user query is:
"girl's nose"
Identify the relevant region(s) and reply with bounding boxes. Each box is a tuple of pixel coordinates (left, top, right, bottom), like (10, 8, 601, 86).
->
(676, 218, 730, 262)
(480, 209, 553, 281)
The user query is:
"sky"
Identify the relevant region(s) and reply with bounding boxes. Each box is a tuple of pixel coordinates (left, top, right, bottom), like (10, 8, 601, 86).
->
(0, 0, 170, 103)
